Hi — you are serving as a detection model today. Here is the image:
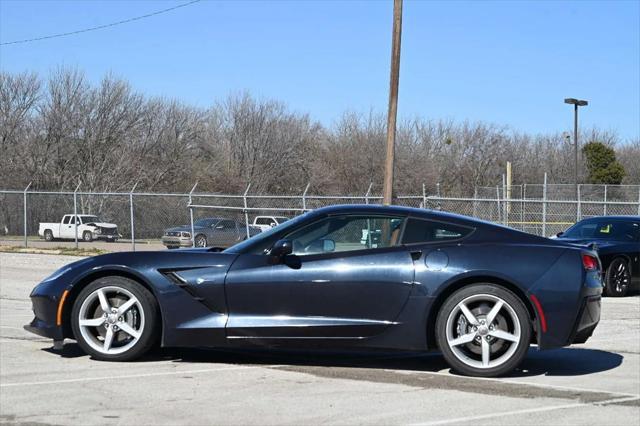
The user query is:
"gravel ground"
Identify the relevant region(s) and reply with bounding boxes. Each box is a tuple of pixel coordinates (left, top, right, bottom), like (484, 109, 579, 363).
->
(1, 252, 638, 425)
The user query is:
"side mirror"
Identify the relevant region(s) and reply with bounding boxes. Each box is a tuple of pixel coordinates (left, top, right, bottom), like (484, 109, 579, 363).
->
(322, 238, 335, 252)
(269, 239, 293, 260)
(270, 222, 277, 227)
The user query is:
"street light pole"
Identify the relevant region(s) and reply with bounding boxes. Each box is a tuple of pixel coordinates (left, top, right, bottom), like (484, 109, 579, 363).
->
(564, 98, 588, 199)
(383, 0, 403, 205)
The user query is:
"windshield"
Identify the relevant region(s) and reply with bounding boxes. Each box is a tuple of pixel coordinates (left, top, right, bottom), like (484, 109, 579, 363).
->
(563, 220, 640, 242)
(81, 216, 100, 223)
(194, 218, 219, 227)
(224, 212, 311, 254)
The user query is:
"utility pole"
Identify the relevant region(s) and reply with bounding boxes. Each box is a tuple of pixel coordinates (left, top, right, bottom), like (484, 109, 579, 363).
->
(564, 98, 588, 199)
(383, 0, 403, 205)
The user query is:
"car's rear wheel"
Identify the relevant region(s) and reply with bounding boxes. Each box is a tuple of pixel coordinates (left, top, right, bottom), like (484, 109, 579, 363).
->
(194, 234, 207, 247)
(44, 230, 53, 241)
(604, 258, 630, 297)
(436, 284, 531, 377)
(82, 231, 93, 242)
(71, 276, 159, 361)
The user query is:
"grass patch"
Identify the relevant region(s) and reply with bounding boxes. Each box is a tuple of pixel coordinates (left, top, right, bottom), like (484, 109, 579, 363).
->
(0, 245, 107, 256)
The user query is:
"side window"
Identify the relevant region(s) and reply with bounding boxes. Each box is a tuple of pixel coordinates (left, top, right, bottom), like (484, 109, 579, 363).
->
(255, 218, 270, 225)
(217, 220, 236, 230)
(402, 218, 472, 244)
(69, 216, 76, 225)
(62, 216, 70, 224)
(285, 215, 405, 256)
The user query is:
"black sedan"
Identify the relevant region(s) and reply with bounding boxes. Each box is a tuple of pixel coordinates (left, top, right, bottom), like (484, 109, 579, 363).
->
(555, 215, 640, 297)
(25, 205, 602, 377)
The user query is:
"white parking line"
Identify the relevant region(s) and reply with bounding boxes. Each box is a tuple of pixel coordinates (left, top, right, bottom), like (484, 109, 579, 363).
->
(0, 364, 284, 387)
(386, 369, 640, 398)
(410, 395, 640, 426)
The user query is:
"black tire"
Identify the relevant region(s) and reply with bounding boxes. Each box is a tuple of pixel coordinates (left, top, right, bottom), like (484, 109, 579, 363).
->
(82, 231, 93, 242)
(44, 229, 54, 242)
(604, 258, 630, 297)
(71, 276, 160, 361)
(435, 284, 531, 377)
(194, 234, 207, 248)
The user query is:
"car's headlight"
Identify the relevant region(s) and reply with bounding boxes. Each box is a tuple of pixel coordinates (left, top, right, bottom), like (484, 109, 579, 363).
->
(94, 228, 101, 234)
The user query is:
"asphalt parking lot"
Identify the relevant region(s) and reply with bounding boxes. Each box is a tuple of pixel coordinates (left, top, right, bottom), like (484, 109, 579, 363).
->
(1, 252, 639, 425)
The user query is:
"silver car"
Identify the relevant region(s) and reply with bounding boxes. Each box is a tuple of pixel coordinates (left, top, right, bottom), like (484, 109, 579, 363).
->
(162, 217, 261, 249)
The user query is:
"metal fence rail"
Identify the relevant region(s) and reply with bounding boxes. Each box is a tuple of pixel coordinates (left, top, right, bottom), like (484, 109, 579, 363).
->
(1, 182, 638, 251)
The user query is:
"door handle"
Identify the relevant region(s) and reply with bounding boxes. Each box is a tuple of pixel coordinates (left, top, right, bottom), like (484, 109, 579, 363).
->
(410, 250, 422, 261)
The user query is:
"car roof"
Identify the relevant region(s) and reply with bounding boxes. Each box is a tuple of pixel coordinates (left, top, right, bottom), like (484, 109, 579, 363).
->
(308, 204, 491, 227)
(576, 215, 640, 222)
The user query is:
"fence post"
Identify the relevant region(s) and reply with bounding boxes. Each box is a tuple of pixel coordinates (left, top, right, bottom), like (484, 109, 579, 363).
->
(188, 182, 198, 248)
(422, 183, 426, 209)
(129, 182, 138, 252)
(243, 183, 252, 238)
(472, 187, 478, 218)
(437, 182, 441, 198)
(603, 185, 607, 216)
(577, 184, 582, 221)
(23, 182, 32, 248)
(73, 182, 81, 249)
(302, 182, 310, 211)
(365, 182, 373, 205)
(637, 186, 640, 216)
(495, 186, 501, 223)
(542, 173, 547, 237)
(502, 174, 507, 225)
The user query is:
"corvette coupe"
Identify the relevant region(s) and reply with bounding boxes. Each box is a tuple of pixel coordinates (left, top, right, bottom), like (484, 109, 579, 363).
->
(554, 215, 640, 297)
(25, 205, 602, 377)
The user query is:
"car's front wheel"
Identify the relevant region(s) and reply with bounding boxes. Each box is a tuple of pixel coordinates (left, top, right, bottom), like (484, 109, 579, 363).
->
(604, 258, 631, 297)
(82, 231, 93, 242)
(194, 234, 207, 247)
(436, 284, 531, 377)
(71, 276, 159, 361)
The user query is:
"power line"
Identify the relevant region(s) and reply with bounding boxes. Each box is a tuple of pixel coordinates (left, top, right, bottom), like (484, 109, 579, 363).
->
(0, 0, 202, 46)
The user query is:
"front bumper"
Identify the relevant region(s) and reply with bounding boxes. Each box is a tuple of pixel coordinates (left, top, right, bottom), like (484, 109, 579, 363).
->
(24, 295, 64, 340)
(162, 236, 193, 248)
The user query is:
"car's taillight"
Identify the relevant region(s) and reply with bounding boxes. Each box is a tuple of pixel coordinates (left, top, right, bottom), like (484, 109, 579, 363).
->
(582, 254, 599, 271)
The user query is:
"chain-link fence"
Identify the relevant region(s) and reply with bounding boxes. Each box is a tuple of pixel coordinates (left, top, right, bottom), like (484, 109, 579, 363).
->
(1, 182, 638, 251)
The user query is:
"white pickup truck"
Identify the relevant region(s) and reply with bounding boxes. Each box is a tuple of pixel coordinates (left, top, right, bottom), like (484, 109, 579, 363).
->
(39, 214, 120, 242)
(252, 215, 290, 232)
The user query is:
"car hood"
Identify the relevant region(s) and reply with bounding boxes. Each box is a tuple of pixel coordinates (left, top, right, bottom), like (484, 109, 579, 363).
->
(85, 222, 117, 228)
(166, 225, 205, 233)
(37, 249, 239, 294)
(555, 237, 617, 249)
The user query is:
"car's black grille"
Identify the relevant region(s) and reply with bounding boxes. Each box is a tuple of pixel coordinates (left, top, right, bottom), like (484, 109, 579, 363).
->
(166, 231, 181, 237)
(100, 227, 117, 235)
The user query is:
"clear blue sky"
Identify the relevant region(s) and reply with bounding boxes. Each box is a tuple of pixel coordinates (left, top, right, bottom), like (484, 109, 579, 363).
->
(1, 0, 639, 140)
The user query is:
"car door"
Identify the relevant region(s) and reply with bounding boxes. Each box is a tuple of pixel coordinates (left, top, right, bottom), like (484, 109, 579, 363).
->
(60, 215, 75, 239)
(224, 214, 416, 339)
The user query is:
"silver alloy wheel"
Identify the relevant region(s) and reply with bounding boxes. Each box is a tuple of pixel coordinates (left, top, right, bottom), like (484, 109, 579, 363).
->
(445, 293, 521, 369)
(195, 235, 207, 247)
(77, 286, 145, 355)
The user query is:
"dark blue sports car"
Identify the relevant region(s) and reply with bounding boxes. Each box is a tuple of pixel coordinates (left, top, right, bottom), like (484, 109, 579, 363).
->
(26, 205, 602, 377)
(554, 215, 640, 297)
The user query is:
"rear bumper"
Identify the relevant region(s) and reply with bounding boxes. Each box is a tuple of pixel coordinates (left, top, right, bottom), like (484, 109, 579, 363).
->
(570, 295, 601, 344)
